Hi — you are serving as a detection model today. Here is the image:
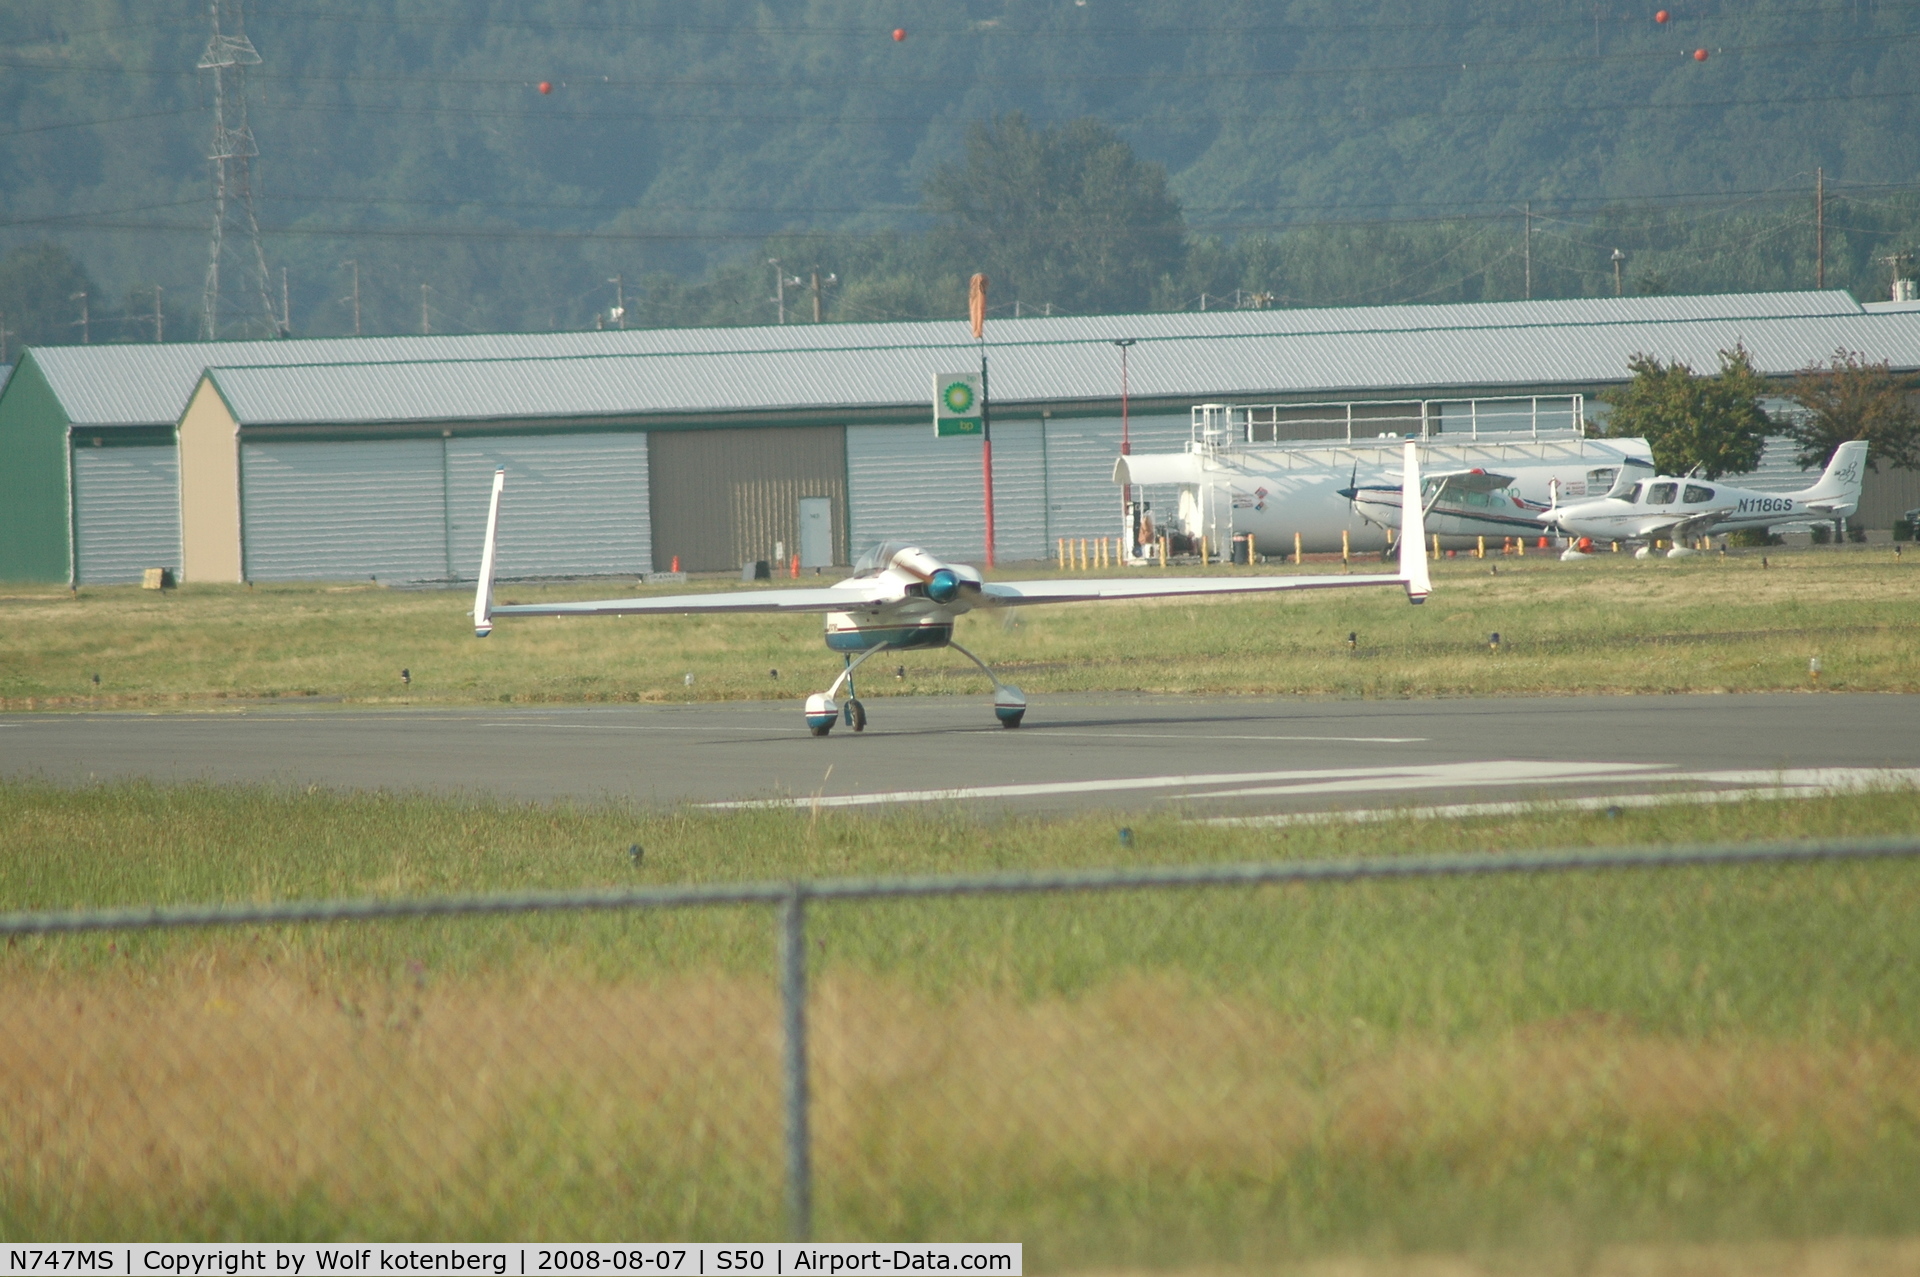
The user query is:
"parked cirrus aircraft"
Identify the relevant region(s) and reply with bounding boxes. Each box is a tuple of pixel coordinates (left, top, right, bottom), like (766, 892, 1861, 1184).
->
(474, 445, 1432, 736)
(1545, 441, 1868, 557)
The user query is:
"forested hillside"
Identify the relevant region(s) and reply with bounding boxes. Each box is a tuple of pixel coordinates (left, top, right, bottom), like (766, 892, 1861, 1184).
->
(4, 0, 1920, 344)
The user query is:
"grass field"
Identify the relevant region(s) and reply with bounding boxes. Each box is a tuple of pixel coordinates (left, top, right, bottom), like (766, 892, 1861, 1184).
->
(2, 779, 1918, 1263)
(1, 546, 1916, 710)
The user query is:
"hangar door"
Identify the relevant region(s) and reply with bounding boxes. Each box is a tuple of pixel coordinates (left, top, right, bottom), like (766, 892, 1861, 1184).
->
(447, 434, 651, 579)
(70, 435, 180, 579)
(846, 421, 1045, 564)
(240, 433, 653, 582)
(648, 426, 845, 572)
(71, 441, 181, 585)
(240, 439, 447, 582)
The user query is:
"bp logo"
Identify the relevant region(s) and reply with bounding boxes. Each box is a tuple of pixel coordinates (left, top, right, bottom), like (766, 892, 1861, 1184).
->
(942, 380, 975, 414)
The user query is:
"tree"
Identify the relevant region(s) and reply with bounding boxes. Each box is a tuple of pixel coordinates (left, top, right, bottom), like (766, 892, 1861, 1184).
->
(1783, 349, 1920, 472)
(1598, 344, 1773, 478)
(923, 114, 1185, 316)
(0, 242, 98, 350)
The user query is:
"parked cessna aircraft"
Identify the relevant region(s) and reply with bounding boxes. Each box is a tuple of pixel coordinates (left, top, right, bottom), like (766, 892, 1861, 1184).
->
(474, 445, 1433, 735)
(1544, 441, 1868, 556)
(1340, 466, 1565, 541)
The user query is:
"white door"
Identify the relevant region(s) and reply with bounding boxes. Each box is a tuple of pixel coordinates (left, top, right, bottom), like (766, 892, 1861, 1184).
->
(798, 497, 834, 567)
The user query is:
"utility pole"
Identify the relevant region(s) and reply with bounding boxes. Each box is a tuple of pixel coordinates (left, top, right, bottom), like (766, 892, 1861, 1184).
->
(1611, 248, 1626, 297)
(970, 273, 995, 570)
(809, 268, 836, 323)
(1815, 167, 1826, 290)
(420, 283, 431, 335)
(341, 261, 361, 335)
(198, 0, 276, 339)
(72, 291, 89, 344)
(153, 285, 164, 343)
(0, 312, 12, 364)
(279, 266, 291, 336)
(608, 274, 626, 328)
(1114, 338, 1137, 557)
(1523, 202, 1532, 300)
(768, 258, 799, 324)
(1876, 250, 1916, 301)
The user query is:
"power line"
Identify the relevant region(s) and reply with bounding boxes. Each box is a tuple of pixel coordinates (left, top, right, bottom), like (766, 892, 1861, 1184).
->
(170, 0, 1920, 40)
(227, 83, 1920, 131)
(5, 28, 1916, 89)
(0, 108, 197, 139)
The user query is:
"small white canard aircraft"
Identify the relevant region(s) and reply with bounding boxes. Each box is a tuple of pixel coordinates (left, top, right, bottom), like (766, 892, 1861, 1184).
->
(1544, 441, 1868, 557)
(473, 443, 1431, 736)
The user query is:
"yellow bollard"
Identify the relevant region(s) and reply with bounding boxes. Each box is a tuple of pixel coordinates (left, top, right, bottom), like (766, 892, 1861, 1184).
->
(1200, 536, 1209, 566)
(1294, 531, 1303, 565)
(1057, 537, 1065, 567)
(1159, 535, 1168, 568)
(1080, 538, 1088, 571)
(1100, 537, 1108, 568)
(1342, 528, 1350, 570)
(1477, 535, 1485, 559)
(1248, 533, 1257, 564)
(1517, 536, 1525, 557)
(1433, 532, 1441, 559)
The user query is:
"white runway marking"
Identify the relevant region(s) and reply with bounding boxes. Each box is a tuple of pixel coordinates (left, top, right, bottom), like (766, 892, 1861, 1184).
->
(1205, 769, 1920, 826)
(704, 760, 1667, 810)
(1026, 731, 1428, 744)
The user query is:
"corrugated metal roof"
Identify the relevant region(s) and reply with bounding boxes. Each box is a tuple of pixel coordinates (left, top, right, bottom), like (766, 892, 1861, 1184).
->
(203, 307, 1920, 427)
(19, 290, 1868, 427)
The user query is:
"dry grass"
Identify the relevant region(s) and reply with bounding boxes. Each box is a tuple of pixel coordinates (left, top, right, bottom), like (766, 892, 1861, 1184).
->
(1087, 1237, 1920, 1276)
(0, 963, 783, 1237)
(2, 546, 1916, 709)
(3, 962, 1915, 1252)
(3, 780, 1919, 1253)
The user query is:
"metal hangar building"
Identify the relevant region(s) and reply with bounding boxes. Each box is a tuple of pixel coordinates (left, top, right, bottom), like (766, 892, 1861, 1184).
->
(4, 289, 1919, 585)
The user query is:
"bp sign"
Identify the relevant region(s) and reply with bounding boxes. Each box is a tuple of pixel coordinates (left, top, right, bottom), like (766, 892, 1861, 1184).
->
(934, 372, 983, 437)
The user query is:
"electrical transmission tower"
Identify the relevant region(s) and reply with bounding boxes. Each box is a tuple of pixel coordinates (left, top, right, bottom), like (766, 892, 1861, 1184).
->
(198, 0, 281, 340)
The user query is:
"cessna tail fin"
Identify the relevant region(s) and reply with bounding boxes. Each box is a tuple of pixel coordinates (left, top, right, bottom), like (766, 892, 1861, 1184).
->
(1398, 441, 1431, 603)
(473, 467, 504, 637)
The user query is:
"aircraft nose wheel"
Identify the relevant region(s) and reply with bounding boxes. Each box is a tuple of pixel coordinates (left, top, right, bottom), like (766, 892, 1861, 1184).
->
(844, 699, 867, 732)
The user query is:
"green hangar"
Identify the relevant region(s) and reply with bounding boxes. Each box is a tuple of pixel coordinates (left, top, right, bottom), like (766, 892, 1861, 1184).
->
(4, 290, 1918, 585)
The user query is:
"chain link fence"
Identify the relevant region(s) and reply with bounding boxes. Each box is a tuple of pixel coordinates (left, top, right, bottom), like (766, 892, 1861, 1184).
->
(3, 840, 1918, 1261)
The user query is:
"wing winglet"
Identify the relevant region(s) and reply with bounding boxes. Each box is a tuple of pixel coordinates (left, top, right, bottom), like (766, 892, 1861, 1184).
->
(473, 467, 504, 637)
(1398, 441, 1431, 603)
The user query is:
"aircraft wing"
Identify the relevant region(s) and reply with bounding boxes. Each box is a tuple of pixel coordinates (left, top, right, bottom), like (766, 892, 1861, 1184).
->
(1631, 508, 1733, 541)
(1426, 469, 1515, 493)
(469, 468, 898, 635)
(979, 573, 1407, 606)
(489, 586, 886, 620)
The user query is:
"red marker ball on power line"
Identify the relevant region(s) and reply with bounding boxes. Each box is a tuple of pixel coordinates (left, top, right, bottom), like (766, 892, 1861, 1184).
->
(538, 80, 552, 93)
(892, 27, 907, 41)
(1693, 47, 1708, 60)
(1654, 9, 1670, 22)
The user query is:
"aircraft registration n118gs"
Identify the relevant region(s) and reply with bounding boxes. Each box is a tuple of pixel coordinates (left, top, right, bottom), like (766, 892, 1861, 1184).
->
(473, 443, 1432, 736)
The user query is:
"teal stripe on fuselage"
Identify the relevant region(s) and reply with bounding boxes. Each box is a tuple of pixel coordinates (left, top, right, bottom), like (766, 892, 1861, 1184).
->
(825, 624, 953, 652)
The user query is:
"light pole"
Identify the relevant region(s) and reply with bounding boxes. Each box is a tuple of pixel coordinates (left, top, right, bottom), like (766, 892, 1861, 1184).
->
(1611, 248, 1626, 297)
(1114, 338, 1137, 557)
(608, 274, 625, 329)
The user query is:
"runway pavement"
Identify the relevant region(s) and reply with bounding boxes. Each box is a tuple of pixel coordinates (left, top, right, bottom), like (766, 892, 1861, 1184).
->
(2, 692, 1917, 816)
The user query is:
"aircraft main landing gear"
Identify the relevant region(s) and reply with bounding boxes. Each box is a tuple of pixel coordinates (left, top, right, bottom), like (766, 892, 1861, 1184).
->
(801, 640, 1028, 734)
